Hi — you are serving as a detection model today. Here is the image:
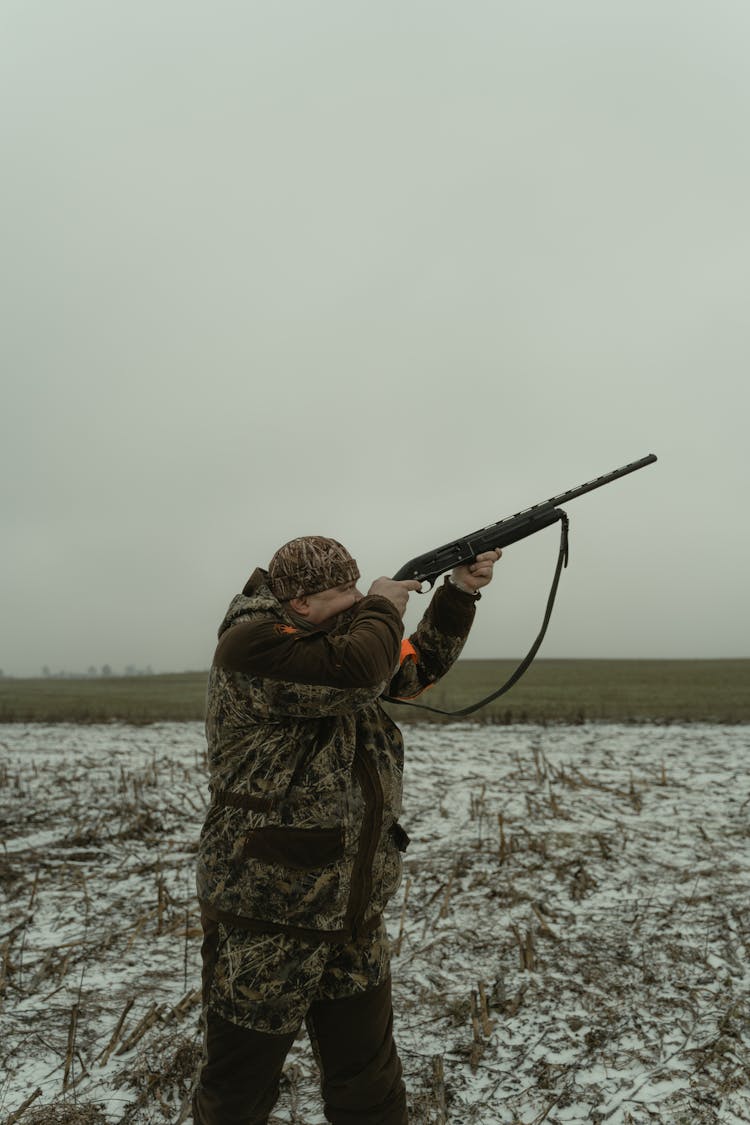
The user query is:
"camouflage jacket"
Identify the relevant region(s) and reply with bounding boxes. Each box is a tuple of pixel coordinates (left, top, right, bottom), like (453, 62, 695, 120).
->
(196, 569, 478, 942)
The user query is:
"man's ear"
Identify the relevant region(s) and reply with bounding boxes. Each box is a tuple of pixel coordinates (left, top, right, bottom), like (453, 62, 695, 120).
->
(287, 596, 310, 617)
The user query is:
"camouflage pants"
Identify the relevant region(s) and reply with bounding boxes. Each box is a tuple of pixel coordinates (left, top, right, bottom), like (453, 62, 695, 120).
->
(200, 915, 391, 1035)
(195, 915, 407, 1124)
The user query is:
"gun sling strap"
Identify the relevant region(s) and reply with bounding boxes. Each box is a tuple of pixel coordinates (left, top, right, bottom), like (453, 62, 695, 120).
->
(384, 513, 570, 719)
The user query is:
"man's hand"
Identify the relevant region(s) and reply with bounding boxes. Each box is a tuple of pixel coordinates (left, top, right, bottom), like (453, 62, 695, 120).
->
(368, 578, 422, 617)
(451, 548, 503, 594)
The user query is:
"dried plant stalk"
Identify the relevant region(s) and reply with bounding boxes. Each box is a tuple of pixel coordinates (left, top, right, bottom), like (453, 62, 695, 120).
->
(5, 1086, 42, 1124)
(498, 813, 508, 862)
(432, 1054, 447, 1125)
(470, 989, 482, 1042)
(524, 927, 536, 970)
(477, 981, 495, 1036)
(0, 940, 11, 994)
(27, 867, 40, 910)
(393, 877, 411, 956)
(438, 872, 455, 920)
(157, 874, 166, 935)
(98, 996, 135, 1065)
(63, 1001, 80, 1089)
(510, 923, 536, 970)
(116, 1001, 161, 1055)
(531, 903, 557, 939)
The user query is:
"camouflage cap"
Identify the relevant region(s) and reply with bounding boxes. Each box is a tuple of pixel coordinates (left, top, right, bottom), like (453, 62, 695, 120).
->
(267, 536, 360, 601)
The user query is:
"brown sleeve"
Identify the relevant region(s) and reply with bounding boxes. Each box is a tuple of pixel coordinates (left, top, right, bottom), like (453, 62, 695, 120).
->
(424, 577, 480, 637)
(388, 577, 478, 698)
(214, 596, 404, 689)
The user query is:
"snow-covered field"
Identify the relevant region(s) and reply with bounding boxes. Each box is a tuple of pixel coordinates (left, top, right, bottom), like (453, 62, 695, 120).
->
(1, 722, 749, 1124)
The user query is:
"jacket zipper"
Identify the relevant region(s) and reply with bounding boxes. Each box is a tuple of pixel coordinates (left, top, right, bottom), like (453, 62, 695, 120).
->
(345, 742, 384, 939)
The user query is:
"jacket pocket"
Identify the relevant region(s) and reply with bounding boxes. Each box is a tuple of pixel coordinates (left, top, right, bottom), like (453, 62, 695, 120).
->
(242, 826, 345, 871)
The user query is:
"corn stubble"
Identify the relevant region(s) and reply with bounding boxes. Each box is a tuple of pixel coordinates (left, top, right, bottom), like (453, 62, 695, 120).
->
(1, 723, 749, 1123)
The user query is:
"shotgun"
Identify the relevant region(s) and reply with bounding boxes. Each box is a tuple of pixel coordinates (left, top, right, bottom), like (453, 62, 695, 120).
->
(393, 453, 657, 587)
(386, 453, 658, 714)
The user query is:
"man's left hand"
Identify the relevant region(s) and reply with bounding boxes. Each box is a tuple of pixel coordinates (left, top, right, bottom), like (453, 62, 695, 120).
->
(451, 548, 502, 594)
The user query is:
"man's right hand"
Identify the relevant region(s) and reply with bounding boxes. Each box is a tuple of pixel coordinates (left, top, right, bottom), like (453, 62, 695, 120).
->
(368, 578, 422, 617)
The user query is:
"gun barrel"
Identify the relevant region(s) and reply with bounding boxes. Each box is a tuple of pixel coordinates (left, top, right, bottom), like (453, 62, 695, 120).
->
(489, 453, 657, 530)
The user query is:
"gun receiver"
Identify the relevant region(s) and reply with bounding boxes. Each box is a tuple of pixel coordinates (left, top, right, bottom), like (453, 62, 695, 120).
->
(393, 453, 657, 587)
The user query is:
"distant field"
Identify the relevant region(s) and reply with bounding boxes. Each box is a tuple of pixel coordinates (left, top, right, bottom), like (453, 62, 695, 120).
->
(0, 661, 747, 724)
(0, 672, 209, 725)
(394, 658, 750, 724)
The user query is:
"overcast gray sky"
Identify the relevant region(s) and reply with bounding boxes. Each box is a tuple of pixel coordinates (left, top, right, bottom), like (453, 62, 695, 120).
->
(2, 1, 749, 676)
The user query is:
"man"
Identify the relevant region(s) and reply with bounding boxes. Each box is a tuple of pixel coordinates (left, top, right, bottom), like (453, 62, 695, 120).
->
(194, 535, 501, 1124)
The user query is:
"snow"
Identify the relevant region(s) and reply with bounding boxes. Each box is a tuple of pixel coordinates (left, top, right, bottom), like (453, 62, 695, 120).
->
(1, 722, 749, 1124)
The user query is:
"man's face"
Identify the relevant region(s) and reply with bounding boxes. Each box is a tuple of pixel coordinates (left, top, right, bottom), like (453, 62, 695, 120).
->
(303, 580, 363, 625)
